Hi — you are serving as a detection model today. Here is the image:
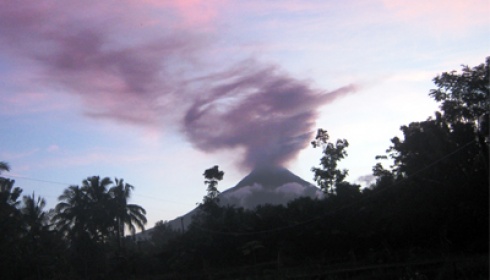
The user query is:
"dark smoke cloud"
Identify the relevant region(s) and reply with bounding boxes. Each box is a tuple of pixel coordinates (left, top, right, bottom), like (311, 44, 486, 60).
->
(0, 1, 204, 126)
(1, 1, 358, 169)
(184, 61, 357, 169)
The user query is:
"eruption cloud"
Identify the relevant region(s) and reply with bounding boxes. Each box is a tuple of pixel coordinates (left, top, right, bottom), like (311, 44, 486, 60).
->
(0, 0, 358, 170)
(184, 61, 357, 169)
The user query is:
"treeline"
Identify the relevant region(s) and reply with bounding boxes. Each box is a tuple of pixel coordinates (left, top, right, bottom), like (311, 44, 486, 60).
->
(143, 58, 490, 278)
(0, 58, 488, 279)
(0, 174, 147, 279)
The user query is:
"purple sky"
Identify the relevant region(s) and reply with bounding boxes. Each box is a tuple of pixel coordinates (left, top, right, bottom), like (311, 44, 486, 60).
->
(1, 0, 489, 227)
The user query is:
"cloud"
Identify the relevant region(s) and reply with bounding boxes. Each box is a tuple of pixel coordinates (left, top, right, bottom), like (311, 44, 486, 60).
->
(184, 60, 357, 168)
(356, 174, 376, 187)
(140, 0, 223, 28)
(220, 181, 322, 209)
(0, 0, 206, 125)
(0, 1, 357, 170)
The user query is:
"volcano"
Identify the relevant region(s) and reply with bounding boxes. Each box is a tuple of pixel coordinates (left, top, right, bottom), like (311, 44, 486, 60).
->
(136, 166, 322, 239)
(218, 165, 322, 210)
(169, 166, 321, 230)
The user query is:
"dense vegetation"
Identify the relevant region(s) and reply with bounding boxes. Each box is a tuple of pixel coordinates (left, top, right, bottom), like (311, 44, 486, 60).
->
(1, 58, 488, 279)
(0, 173, 147, 279)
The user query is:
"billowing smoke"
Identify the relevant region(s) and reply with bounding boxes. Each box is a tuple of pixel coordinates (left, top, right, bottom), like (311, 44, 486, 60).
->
(184, 61, 357, 169)
(0, 1, 358, 170)
(0, 0, 204, 126)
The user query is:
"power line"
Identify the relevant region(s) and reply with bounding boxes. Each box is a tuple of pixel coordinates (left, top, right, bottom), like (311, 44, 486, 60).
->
(3, 174, 71, 186)
(1, 174, 193, 206)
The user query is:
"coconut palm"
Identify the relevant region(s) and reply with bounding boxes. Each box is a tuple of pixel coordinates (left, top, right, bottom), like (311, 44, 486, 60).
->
(53, 176, 146, 252)
(21, 193, 47, 236)
(53, 185, 90, 241)
(53, 184, 104, 278)
(0, 161, 22, 222)
(0, 162, 25, 279)
(109, 178, 147, 249)
(81, 176, 114, 240)
(82, 176, 112, 203)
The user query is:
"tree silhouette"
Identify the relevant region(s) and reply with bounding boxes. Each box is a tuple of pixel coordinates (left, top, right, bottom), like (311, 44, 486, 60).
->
(54, 176, 147, 244)
(109, 178, 147, 251)
(21, 193, 47, 238)
(81, 176, 114, 241)
(0, 162, 22, 247)
(0, 161, 10, 174)
(430, 57, 489, 124)
(53, 185, 88, 239)
(373, 57, 489, 255)
(0, 163, 24, 279)
(53, 176, 147, 277)
(202, 165, 224, 205)
(311, 128, 349, 194)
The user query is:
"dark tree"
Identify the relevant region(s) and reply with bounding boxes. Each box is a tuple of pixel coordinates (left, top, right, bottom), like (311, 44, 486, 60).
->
(21, 192, 47, 238)
(109, 178, 147, 250)
(373, 57, 489, 255)
(0, 161, 10, 174)
(311, 128, 349, 194)
(53, 176, 147, 277)
(202, 165, 224, 204)
(429, 57, 489, 124)
(0, 163, 23, 279)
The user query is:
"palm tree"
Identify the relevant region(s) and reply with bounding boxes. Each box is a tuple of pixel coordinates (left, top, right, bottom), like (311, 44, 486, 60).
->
(21, 193, 47, 237)
(0, 161, 19, 209)
(81, 176, 114, 241)
(53, 176, 146, 256)
(82, 176, 112, 203)
(53, 185, 90, 241)
(53, 184, 103, 278)
(0, 161, 22, 223)
(0, 162, 25, 279)
(109, 178, 147, 250)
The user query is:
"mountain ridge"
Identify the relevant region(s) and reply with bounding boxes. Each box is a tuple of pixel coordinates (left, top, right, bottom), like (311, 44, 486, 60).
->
(222, 165, 313, 193)
(135, 166, 321, 240)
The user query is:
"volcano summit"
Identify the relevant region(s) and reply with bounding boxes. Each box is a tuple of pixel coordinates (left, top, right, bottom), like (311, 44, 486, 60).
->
(158, 166, 322, 232)
(219, 165, 322, 210)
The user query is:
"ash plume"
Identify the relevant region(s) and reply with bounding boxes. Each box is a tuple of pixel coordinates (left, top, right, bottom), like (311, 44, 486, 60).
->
(184, 61, 357, 169)
(0, 1, 358, 170)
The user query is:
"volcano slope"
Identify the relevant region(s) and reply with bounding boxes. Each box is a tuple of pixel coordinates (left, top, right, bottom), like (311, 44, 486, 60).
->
(165, 166, 322, 231)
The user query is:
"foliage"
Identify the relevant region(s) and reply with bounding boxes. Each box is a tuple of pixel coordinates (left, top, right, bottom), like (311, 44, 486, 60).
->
(110, 178, 147, 249)
(203, 165, 224, 200)
(311, 128, 349, 194)
(381, 58, 489, 180)
(53, 176, 147, 244)
(200, 165, 224, 213)
(0, 166, 70, 279)
(0, 161, 11, 173)
(373, 57, 489, 254)
(429, 57, 489, 124)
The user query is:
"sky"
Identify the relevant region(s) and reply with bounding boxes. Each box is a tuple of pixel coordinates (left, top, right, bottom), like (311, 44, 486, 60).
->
(1, 0, 489, 228)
